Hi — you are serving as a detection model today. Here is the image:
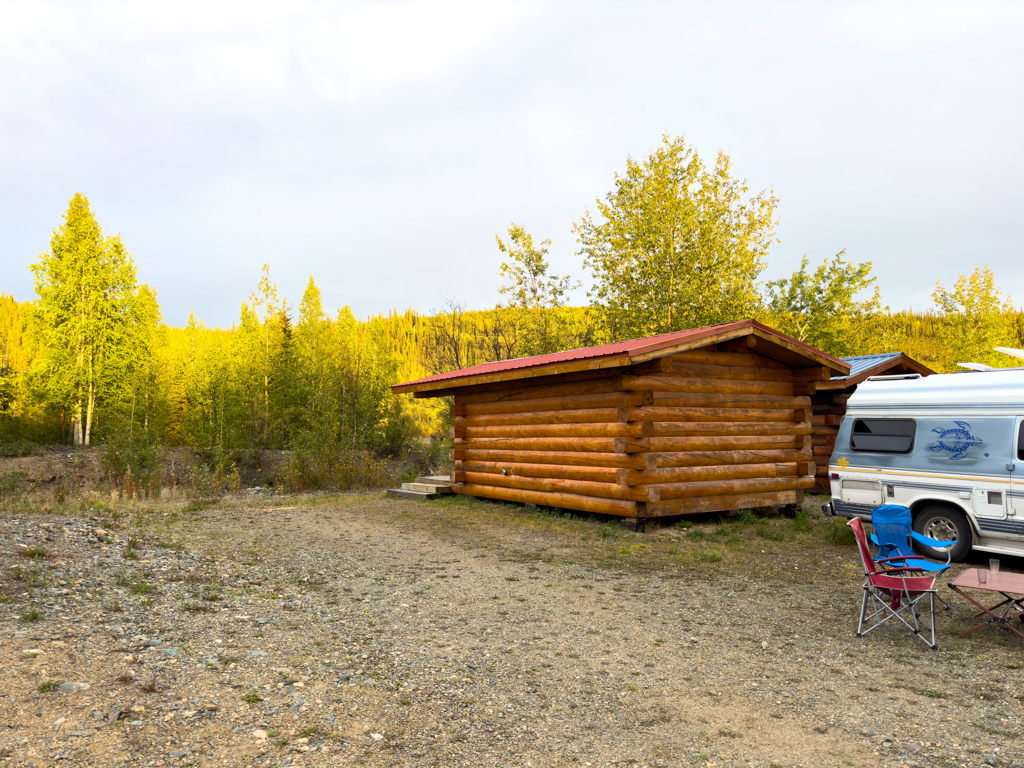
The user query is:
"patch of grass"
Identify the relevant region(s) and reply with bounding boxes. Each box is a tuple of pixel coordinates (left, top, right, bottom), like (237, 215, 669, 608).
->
(155, 541, 188, 551)
(694, 550, 723, 563)
(129, 581, 157, 595)
(0, 440, 40, 457)
(673, 519, 693, 529)
(20, 605, 44, 622)
(791, 510, 811, 533)
(11, 565, 48, 587)
(182, 602, 215, 613)
(688, 529, 707, 540)
(38, 681, 59, 693)
(140, 677, 165, 693)
(734, 509, 759, 525)
(299, 725, 318, 737)
(756, 524, 786, 542)
(243, 690, 262, 705)
(824, 519, 855, 546)
(19, 547, 49, 560)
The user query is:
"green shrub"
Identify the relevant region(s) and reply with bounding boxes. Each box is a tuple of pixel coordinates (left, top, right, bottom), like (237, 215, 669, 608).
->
(282, 417, 390, 492)
(99, 422, 164, 498)
(791, 510, 811, 533)
(824, 518, 856, 546)
(186, 450, 240, 498)
(734, 509, 759, 525)
(0, 441, 40, 457)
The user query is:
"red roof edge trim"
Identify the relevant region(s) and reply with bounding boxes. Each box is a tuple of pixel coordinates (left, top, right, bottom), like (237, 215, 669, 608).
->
(392, 319, 849, 394)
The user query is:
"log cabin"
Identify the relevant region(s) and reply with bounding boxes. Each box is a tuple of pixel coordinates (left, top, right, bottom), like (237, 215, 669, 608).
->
(391, 320, 850, 530)
(808, 352, 933, 493)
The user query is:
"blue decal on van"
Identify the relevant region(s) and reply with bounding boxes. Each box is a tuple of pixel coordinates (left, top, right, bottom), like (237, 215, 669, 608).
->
(929, 421, 983, 460)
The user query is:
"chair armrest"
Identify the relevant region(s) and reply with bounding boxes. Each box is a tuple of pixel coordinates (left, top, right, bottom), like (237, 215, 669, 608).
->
(868, 565, 931, 577)
(908, 532, 955, 550)
(876, 556, 923, 567)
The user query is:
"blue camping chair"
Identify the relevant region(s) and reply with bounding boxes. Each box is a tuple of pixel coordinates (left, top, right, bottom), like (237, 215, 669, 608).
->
(870, 504, 955, 609)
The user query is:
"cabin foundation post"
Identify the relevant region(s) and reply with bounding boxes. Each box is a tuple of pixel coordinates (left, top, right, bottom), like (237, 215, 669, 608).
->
(621, 517, 646, 533)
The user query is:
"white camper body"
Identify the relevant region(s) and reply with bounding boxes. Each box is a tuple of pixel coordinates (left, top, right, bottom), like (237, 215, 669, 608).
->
(825, 369, 1024, 561)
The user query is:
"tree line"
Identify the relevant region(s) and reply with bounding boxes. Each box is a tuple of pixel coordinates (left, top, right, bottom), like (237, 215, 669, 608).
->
(2, 137, 1021, 454)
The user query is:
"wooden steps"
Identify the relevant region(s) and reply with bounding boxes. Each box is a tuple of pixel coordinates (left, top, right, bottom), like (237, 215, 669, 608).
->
(386, 478, 454, 501)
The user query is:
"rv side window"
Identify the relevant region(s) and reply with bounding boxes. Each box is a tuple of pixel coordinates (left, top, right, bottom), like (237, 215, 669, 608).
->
(850, 419, 916, 454)
(1019, 421, 1024, 461)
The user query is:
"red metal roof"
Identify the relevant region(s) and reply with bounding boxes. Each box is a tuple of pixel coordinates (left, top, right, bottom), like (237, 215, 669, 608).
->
(393, 319, 850, 395)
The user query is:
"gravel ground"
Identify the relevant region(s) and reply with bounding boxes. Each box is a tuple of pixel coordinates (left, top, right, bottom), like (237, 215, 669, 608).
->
(1, 493, 1022, 768)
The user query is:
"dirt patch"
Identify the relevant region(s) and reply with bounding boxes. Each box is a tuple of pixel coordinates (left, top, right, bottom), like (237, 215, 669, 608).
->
(1, 493, 1022, 767)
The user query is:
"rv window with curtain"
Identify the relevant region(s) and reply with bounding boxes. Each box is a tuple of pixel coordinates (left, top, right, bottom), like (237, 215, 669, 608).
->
(850, 419, 916, 454)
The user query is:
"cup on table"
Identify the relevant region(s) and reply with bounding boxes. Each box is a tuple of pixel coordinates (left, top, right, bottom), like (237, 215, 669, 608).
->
(978, 569, 988, 584)
(990, 559, 1000, 574)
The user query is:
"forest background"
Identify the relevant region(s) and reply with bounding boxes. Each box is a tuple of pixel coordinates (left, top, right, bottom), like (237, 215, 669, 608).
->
(1, 138, 1021, 491)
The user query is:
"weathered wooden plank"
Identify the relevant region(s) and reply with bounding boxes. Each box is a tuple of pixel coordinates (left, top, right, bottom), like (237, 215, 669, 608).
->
(623, 375, 794, 396)
(669, 362, 794, 382)
(455, 483, 639, 517)
(651, 422, 812, 437)
(656, 475, 815, 501)
(457, 407, 625, 427)
(618, 462, 799, 486)
(464, 391, 653, 416)
(461, 448, 655, 470)
(651, 448, 813, 469)
(623, 406, 799, 423)
(646, 435, 798, 452)
(461, 472, 659, 502)
(669, 350, 788, 369)
(460, 460, 620, 484)
(463, 422, 651, 439)
(652, 392, 811, 408)
(648, 490, 800, 517)
(456, 375, 625, 405)
(457, 437, 621, 453)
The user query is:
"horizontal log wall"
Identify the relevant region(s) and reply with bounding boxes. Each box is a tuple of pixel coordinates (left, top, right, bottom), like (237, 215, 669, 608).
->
(450, 342, 821, 520)
(810, 390, 851, 493)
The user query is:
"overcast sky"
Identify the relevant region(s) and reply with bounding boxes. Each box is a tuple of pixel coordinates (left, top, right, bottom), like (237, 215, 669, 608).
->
(1, 1, 1022, 328)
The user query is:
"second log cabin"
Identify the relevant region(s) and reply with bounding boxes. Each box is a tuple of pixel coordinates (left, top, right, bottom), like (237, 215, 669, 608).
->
(392, 320, 850, 529)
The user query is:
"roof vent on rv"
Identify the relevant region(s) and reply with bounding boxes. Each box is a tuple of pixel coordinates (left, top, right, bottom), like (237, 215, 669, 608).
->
(865, 374, 922, 382)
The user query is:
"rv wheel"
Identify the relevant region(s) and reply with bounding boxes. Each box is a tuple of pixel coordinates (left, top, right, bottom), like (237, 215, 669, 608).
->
(913, 505, 972, 562)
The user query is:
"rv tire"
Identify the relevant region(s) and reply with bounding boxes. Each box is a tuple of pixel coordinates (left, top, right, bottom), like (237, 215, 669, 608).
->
(913, 505, 972, 562)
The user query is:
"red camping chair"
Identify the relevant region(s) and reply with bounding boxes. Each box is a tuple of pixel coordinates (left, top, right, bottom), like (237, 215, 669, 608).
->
(848, 518, 940, 650)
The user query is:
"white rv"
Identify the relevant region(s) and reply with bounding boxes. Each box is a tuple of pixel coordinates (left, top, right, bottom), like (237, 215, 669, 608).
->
(822, 368, 1024, 561)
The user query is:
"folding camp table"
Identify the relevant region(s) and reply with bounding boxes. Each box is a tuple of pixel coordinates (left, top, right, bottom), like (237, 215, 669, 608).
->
(948, 569, 1024, 641)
